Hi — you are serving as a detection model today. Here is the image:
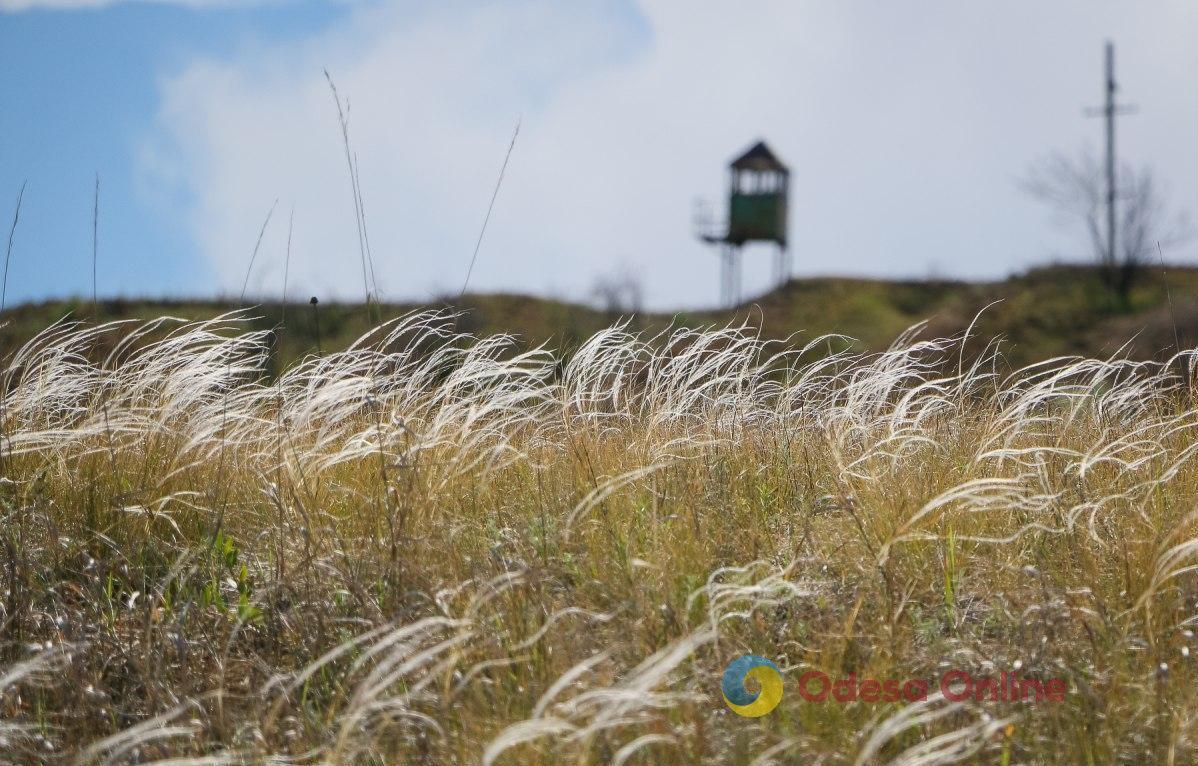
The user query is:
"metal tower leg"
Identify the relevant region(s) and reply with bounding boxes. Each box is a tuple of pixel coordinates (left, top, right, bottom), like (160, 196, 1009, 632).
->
(773, 245, 790, 288)
(730, 246, 741, 307)
(718, 244, 745, 309)
(719, 245, 732, 308)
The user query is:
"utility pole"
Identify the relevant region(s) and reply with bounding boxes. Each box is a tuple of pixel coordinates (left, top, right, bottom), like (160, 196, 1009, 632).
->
(1104, 42, 1116, 268)
(1087, 41, 1136, 268)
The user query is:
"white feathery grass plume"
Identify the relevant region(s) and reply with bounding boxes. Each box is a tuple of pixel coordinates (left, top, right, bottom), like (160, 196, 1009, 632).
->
(0, 644, 76, 754)
(686, 559, 822, 632)
(484, 629, 716, 764)
(76, 701, 203, 766)
(8, 308, 1198, 762)
(481, 717, 579, 766)
(0, 642, 75, 693)
(611, 733, 678, 766)
(748, 738, 804, 766)
(852, 692, 1011, 766)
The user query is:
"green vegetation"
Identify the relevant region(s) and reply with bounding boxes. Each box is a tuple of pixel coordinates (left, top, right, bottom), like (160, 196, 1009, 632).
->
(5, 263, 1198, 371)
(4, 268, 1198, 762)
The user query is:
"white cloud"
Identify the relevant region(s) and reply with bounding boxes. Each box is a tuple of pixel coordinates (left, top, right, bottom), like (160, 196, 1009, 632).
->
(1, 0, 112, 8)
(143, 0, 1198, 309)
(2, 0, 263, 10)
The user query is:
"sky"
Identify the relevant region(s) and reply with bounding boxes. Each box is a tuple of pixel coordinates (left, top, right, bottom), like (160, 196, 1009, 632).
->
(2, 0, 1197, 310)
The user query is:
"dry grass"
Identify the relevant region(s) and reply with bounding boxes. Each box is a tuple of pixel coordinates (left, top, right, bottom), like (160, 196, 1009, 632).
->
(3, 310, 1198, 764)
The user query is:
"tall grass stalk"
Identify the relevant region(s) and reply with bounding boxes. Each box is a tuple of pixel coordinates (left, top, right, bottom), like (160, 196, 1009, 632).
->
(459, 119, 520, 303)
(1, 315, 1197, 763)
(324, 70, 379, 318)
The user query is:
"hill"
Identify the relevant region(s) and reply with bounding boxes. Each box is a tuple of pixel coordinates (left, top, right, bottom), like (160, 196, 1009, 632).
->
(4, 263, 1197, 369)
(8, 275, 1198, 762)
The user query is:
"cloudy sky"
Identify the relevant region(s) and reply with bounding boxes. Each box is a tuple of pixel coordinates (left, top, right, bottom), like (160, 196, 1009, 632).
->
(2, 0, 1197, 309)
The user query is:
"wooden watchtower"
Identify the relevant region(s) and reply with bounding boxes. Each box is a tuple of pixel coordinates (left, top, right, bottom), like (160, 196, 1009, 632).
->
(695, 140, 791, 307)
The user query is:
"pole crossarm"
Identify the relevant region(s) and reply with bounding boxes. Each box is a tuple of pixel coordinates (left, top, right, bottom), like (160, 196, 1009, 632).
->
(1081, 41, 1135, 269)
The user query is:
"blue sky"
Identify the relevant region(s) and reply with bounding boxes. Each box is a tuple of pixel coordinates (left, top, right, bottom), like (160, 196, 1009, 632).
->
(3, 1, 1197, 310)
(0, 1, 357, 303)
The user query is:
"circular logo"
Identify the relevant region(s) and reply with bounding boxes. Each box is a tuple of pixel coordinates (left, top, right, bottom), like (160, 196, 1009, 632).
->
(721, 654, 783, 717)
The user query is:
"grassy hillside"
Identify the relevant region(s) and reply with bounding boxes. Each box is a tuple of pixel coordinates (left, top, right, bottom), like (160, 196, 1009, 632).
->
(4, 264, 1198, 371)
(6, 306, 1198, 762)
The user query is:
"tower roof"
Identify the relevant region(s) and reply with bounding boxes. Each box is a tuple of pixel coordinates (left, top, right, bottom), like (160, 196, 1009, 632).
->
(729, 140, 788, 173)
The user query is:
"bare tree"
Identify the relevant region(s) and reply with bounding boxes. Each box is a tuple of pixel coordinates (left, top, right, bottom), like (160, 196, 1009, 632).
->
(1023, 151, 1189, 305)
(590, 265, 644, 318)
